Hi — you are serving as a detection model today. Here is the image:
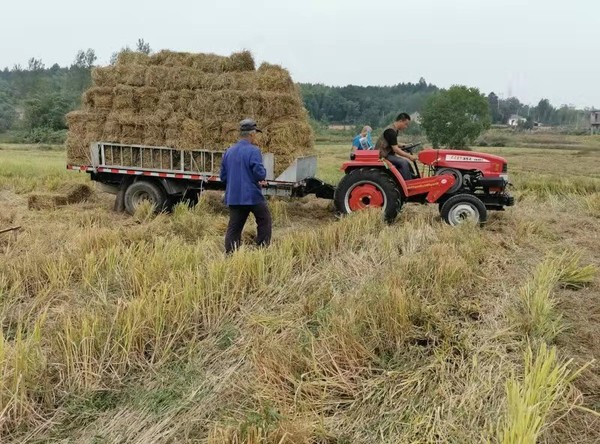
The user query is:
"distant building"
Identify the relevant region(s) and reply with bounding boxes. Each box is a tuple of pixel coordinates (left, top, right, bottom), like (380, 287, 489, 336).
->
(327, 124, 354, 131)
(508, 114, 527, 127)
(591, 110, 600, 135)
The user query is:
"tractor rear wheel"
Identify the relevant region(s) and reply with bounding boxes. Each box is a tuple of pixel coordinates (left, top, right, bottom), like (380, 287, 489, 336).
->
(334, 168, 403, 223)
(440, 194, 487, 226)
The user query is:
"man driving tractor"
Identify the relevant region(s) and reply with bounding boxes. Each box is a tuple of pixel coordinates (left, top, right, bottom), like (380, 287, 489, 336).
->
(375, 113, 417, 180)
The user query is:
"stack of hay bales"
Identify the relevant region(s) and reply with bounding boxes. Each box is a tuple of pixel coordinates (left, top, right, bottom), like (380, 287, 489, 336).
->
(66, 50, 314, 175)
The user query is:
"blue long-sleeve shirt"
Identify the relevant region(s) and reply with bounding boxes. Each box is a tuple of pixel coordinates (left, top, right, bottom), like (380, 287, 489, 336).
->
(220, 139, 266, 205)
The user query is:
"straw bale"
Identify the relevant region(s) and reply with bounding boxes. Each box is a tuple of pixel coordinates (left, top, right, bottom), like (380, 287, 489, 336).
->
(58, 183, 94, 204)
(188, 91, 243, 119)
(117, 51, 150, 66)
(66, 111, 104, 165)
(135, 86, 159, 110)
(227, 50, 255, 72)
(148, 50, 255, 73)
(28, 194, 68, 210)
(165, 113, 186, 148)
(143, 115, 166, 147)
(264, 119, 314, 154)
(220, 122, 240, 146)
(180, 118, 221, 150)
(257, 63, 296, 94)
(83, 87, 113, 110)
(102, 116, 121, 143)
(158, 91, 179, 114)
(115, 64, 147, 87)
(113, 85, 136, 110)
(178, 90, 196, 115)
(91, 66, 119, 88)
(145, 66, 171, 88)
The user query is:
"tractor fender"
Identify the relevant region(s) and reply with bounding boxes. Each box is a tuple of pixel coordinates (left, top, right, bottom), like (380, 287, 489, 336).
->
(342, 160, 409, 197)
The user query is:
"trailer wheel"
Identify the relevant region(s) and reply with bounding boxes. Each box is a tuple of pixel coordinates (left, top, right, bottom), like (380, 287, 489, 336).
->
(334, 168, 403, 223)
(124, 180, 167, 215)
(435, 168, 463, 194)
(440, 194, 487, 226)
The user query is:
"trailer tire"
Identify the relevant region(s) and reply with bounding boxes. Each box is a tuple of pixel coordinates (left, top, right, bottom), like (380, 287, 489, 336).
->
(334, 168, 403, 223)
(440, 194, 487, 226)
(124, 180, 167, 215)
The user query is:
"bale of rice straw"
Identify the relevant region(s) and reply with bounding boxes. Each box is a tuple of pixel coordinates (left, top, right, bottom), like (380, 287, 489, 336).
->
(265, 118, 314, 151)
(257, 63, 296, 94)
(113, 85, 136, 110)
(188, 90, 243, 120)
(178, 90, 196, 116)
(227, 51, 255, 72)
(180, 118, 221, 150)
(28, 194, 69, 210)
(158, 91, 179, 114)
(143, 115, 166, 148)
(135, 87, 159, 110)
(165, 113, 186, 148)
(117, 51, 150, 66)
(220, 122, 240, 146)
(102, 116, 121, 143)
(148, 50, 255, 73)
(115, 64, 147, 87)
(145, 66, 171, 88)
(82, 87, 113, 110)
(262, 92, 304, 120)
(66, 111, 103, 165)
(91, 66, 119, 88)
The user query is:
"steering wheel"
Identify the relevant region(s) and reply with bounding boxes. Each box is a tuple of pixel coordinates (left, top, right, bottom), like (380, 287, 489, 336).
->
(402, 143, 422, 154)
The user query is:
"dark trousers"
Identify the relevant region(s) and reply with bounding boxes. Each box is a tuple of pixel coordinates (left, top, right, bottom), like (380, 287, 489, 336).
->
(225, 202, 272, 254)
(386, 154, 414, 180)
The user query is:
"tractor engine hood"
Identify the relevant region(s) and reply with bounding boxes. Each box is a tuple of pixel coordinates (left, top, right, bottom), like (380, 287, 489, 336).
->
(418, 149, 508, 175)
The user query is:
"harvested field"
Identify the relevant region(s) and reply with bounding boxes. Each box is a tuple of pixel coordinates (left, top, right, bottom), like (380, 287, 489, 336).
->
(1, 142, 600, 443)
(70, 51, 313, 175)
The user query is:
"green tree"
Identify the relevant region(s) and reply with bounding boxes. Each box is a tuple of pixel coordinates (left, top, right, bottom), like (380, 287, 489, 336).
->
(421, 85, 491, 149)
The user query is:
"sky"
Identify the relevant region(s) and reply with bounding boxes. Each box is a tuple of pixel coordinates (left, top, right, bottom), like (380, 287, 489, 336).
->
(2, 0, 598, 108)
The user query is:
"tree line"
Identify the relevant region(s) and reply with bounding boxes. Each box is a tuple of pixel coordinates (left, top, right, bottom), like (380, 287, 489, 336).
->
(0, 46, 593, 144)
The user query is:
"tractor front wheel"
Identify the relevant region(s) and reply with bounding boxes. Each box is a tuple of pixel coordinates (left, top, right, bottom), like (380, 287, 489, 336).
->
(334, 168, 403, 223)
(440, 194, 487, 226)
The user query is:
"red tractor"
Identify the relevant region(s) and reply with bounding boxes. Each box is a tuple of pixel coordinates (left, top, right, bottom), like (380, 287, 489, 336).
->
(334, 144, 514, 225)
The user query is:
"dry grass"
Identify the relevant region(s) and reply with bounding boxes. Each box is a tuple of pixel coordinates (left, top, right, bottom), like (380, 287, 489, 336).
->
(0, 143, 599, 442)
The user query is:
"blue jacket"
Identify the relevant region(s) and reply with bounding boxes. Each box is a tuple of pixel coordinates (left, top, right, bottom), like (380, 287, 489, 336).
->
(220, 139, 266, 206)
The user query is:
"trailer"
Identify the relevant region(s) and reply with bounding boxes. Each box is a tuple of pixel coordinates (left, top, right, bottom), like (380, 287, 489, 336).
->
(67, 142, 335, 214)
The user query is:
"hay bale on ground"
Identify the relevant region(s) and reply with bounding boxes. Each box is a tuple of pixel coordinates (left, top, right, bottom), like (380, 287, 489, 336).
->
(28, 194, 68, 210)
(28, 184, 93, 210)
(58, 183, 94, 204)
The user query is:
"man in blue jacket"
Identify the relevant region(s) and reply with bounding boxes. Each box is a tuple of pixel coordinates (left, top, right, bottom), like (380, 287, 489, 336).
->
(220, 118, 272, 254)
